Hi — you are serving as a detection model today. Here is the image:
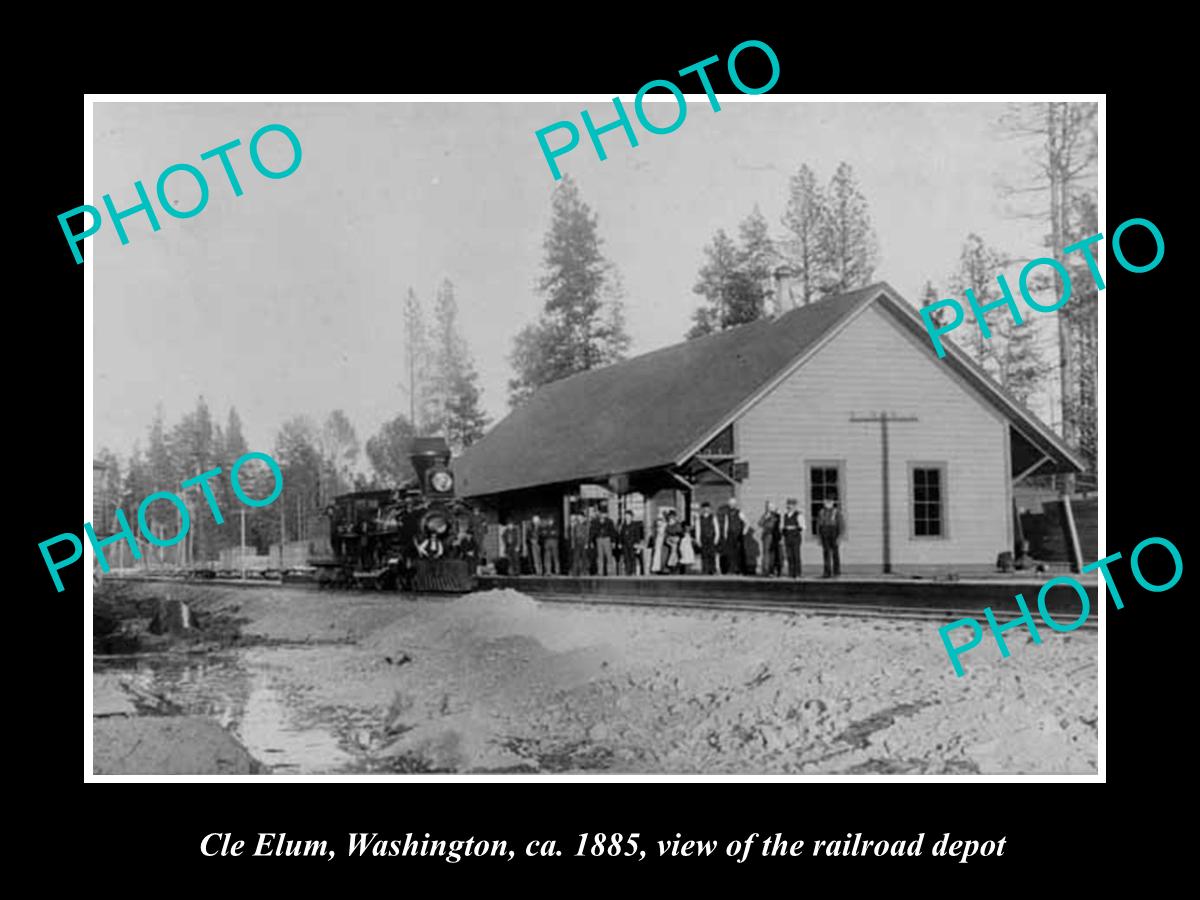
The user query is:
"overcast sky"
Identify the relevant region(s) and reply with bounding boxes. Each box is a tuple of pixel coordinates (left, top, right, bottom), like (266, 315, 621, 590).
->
(93, 100, 1075, 463)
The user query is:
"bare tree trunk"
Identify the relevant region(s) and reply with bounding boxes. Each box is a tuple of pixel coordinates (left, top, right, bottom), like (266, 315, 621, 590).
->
(998, 101, 1095, 484)
(1048, 103, 1078, 456)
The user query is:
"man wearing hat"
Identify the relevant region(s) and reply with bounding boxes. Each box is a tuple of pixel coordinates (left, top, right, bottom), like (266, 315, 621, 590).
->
(529, 515, 543, 575)
(594, 507, 619, 576)
(619, 509, 645, 575)
(569, 513, 590, 576)
(501, 520, 521, 577)
(696, 501, 719, 575)
(782, 498, 805, 578)
(540, 515, 560, 575)
(817, 498, 845, 578)
(758, 500, 782, 577)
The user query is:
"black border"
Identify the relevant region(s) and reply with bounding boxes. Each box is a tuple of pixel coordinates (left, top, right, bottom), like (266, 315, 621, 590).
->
(30, 34, 1178, 885)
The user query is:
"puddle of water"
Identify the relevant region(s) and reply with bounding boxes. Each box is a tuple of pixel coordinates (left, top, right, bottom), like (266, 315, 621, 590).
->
(95, 649, 363, 774)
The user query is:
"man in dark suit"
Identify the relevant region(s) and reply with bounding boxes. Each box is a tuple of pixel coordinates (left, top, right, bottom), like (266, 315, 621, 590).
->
(619, 510, 644, 575)
(782, 498, 805, 578)
(570, 513, 589, 576)
(501, 521, 521, 577)
(529, 516, 543, 575)
(585, 511, 600, 573)
(594, 508, 618, 575)
(696, 502, 719, 575)
(540, 516, 560, 575)
(718, 498, 747, 575)
(817, 499, 845, 578)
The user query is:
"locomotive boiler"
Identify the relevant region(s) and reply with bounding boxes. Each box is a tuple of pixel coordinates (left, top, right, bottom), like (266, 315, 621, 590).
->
(320, 437, 479, 593)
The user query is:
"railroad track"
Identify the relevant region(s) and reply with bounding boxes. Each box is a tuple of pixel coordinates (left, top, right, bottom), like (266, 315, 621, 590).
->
(523, 590, 1100, 628)
(106, 575, 1099, 628)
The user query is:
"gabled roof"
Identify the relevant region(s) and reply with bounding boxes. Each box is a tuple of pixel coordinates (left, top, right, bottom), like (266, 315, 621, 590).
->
(872, 286, 1088, 476)
(455, 283, 1083, 498)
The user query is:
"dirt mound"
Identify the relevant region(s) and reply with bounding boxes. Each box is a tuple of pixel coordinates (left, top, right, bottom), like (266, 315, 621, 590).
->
(90, 583, 1098, 775)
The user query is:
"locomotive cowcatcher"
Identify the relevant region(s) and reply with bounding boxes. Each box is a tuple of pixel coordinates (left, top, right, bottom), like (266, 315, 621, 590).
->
(316, 437, 480, 593)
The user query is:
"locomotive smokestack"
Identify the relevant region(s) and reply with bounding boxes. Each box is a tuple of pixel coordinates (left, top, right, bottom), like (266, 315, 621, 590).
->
(410, 436, 451, 485)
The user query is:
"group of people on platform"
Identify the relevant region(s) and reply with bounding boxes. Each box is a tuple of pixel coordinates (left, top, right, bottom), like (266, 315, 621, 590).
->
(498, 497, 846, 579)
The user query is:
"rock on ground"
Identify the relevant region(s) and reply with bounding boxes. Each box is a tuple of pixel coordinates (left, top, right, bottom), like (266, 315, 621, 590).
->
(93, 716, 264, 775)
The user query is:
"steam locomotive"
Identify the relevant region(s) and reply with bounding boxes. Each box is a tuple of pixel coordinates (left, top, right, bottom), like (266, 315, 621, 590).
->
(316, 437, 480, 593)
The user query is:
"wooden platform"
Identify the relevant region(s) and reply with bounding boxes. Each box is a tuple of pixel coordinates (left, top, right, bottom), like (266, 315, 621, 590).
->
(476, 573, 1100, 616)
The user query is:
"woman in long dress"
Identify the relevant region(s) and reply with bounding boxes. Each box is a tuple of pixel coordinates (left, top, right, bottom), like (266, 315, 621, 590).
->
(664, 510, 683, 572)
(677, 519, 697, 574)
(650, 511, 669, 573)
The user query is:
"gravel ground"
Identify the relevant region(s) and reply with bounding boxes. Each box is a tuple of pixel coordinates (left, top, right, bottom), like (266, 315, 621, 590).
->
(92, 584, 1097, 775)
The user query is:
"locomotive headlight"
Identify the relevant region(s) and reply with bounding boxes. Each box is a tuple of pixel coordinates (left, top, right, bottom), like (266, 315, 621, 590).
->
(430, 470, 454, 493)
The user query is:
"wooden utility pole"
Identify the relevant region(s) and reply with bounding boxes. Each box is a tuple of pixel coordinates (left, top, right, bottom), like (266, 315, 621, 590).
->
(279, 494, 286, 571)
(850, 412, 919, 574)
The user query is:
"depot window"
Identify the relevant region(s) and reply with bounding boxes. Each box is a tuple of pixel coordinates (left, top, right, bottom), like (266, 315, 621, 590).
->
(911, 464, 947, 538)
(807, 462, 845, 535)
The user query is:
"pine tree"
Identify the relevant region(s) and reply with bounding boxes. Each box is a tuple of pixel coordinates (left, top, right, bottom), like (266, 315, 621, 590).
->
(146, 405, 173, 493)
(402, 288, 430, 428)
(424, 279, 489, 451)
(93, 447, 122, 535)
(219, 407, 254, 553)
(687, 229, 756, 339)
(1063, 191, 1099, 472)
(950, 234, 1008, 375)
(508, 177, 630, 406)
(686, 209, 776, 340)
(365, 414, 417, 486)
(120, 443, 151, 566)
(818, 162, 879, 296)
(509, 318, 572, 402)
(918, 280, 949, 328)
(996, 319, 1047, 407)
(320, 409, 360, 498)
(739, 206, 776, 311)
(998, 101, 1097, 456)
(170, 397, 218, 562)
(595, 268, 633, 362)
(780, 163, 828, 306)
(274, 416, 322, 543)
(121, 444, 146, 517)
(143, 405, 176, 553)
(948, 235, 1048, 402)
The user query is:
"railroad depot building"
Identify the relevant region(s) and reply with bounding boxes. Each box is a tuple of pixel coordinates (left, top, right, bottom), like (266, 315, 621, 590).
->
(454, 283, 1085, 575)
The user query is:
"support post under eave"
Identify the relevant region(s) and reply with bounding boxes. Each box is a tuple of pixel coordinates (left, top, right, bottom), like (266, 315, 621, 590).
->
(1013, 498, 1026, 559)
(669, 470, 695, 520)
(1061, 493, 1083, 574)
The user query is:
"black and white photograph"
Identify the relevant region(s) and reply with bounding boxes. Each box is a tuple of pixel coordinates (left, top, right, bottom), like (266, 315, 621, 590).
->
(86, 97, 1101, 777)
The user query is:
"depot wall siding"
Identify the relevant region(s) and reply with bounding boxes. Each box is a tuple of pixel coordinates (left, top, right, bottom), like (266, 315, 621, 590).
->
(736, 303, 1010, 572)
